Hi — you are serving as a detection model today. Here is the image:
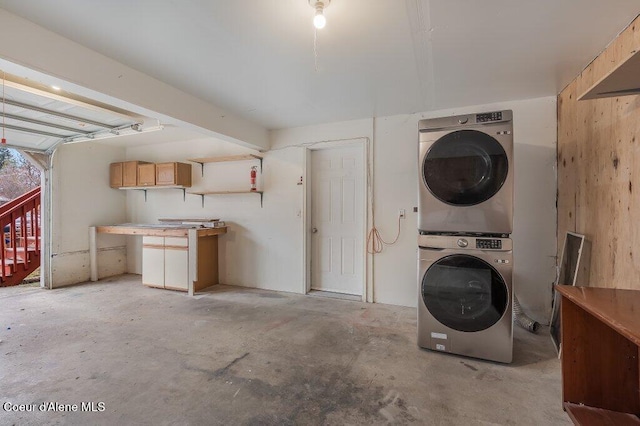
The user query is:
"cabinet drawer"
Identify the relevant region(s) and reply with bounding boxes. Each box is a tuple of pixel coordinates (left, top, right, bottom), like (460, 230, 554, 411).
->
(143, 236, 164, 246)
(165, 237, 188, 248)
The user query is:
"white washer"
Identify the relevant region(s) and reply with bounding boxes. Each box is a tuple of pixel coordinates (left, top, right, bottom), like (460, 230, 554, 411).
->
(418, 110, 513, 235)
(418, 234, 513, 363)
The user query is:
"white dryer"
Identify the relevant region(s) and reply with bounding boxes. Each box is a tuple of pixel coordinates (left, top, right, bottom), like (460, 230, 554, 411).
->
(418, 110, 513, 235)
(418, 234, 513, 363)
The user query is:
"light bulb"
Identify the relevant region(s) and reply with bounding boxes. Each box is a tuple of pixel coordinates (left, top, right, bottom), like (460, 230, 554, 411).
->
(313, 11, 326, 29)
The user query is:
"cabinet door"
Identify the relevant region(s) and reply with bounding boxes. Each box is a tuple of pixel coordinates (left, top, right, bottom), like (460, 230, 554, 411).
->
(174, 162, 192, 187)
(138, 163, 156, 186)
(142, 236, 165, 287)
(164, 237, 189, 291)
(123, 161, 145, 187)
(156, 162, 177, 185)
(156, 162, 192, 186)
(109, 162, 123, 188)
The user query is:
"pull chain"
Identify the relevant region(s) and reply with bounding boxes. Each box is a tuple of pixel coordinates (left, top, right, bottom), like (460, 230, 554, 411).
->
(2, 70, 5, 144)
(314, 28, 319, 72)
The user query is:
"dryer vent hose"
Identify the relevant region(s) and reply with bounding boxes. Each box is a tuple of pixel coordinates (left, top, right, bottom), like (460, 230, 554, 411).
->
(513, 295, 540, 333)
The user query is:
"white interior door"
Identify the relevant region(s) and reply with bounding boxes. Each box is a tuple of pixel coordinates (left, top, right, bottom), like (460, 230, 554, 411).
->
(310, 145, 364, 295)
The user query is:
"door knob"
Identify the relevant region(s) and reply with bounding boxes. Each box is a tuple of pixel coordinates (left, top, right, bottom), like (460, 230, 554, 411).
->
(312, 227, 318, 233)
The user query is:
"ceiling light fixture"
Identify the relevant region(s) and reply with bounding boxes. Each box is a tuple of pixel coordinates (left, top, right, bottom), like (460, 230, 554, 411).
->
(51, 85, 61, 91)
(309, 0, 330, 29)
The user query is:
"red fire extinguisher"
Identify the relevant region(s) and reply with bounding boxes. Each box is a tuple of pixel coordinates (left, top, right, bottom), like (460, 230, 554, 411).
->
(250, 166, 258, 191)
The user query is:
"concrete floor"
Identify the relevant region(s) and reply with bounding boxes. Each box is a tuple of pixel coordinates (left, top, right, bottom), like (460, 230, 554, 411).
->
(0, 274, 570, 425)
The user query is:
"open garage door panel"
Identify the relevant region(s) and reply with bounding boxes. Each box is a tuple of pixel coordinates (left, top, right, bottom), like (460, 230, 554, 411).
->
(0, 72, 144, 153)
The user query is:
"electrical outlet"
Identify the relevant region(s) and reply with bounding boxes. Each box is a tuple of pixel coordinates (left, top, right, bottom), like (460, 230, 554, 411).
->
(399, 209, 406, 219)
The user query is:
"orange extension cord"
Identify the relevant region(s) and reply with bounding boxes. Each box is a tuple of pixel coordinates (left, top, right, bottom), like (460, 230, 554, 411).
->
(367, 214, 401, 254)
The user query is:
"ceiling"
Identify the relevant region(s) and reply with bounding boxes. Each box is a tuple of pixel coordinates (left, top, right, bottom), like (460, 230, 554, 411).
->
(0, 1, 638, 131)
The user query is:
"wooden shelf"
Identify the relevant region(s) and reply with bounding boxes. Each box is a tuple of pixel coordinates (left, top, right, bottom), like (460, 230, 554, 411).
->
(190, 190, 262, 195)
(564, 403, 640, 425)
(188, 154, 263, 176)
(158, 218, 219, 223)
(117, 185, 189, 190)
(117, 185, 190, 202)
(186, 154, 265, 206)
(579, 50, 640, 100)
(188, 154, 263, 164)
(188, 190, 263, 207)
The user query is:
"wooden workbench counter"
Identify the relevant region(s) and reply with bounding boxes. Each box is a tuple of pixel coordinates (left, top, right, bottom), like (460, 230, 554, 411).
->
(556, 285, 640, 425)
(95, 224, 227, 238)
(89, 224, 227, 295)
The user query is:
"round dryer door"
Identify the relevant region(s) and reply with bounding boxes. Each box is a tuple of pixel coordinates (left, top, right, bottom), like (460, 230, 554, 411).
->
(423, 129, 508, 206)
(421, 254, 508, 332)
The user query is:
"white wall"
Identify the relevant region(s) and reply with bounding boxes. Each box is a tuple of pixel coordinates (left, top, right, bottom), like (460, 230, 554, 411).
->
(125, 138, 304, 293)
(272, 97, 558, 321)
(121, 96, 556, 322)
(50, 143, 128, 287)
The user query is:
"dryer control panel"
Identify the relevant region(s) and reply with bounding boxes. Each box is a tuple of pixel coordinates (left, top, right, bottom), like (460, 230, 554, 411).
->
(476, 111, 503, 122)
(476, 239, 502, 249)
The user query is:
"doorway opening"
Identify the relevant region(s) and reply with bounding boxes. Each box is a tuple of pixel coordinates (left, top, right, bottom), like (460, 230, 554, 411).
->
(0, 147, 42, 287)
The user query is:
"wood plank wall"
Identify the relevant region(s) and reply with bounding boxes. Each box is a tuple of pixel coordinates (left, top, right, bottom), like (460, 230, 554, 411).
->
(558, 15, 640, 289)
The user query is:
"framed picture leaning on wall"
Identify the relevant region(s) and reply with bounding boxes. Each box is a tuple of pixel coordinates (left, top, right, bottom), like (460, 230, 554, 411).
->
(550, 232, 586, 356)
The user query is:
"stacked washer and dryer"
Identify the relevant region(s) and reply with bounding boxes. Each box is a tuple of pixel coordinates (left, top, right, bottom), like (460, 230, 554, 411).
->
(417, 111, 514, 363)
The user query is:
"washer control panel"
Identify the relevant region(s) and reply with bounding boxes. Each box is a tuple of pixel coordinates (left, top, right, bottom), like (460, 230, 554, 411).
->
(476, 239, 502, 249)
(476, 111, 502, 122)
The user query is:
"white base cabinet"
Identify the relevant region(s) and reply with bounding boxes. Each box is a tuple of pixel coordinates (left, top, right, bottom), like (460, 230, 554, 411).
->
(142, 236, 189, 290)
(91, 225, 226, 293)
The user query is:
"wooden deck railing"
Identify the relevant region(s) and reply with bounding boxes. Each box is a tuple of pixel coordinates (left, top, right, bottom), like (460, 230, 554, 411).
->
(0, 187, 41, 286)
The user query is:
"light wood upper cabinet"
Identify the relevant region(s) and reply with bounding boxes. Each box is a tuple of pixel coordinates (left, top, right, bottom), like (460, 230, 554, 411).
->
(111, 160, 154, 187)
(111, 160, 192, 189)
(138, 163, 156, 186)
(156, 162, 192, 187)
(109, 162, 123, 188)
(122, 161, 150, 187)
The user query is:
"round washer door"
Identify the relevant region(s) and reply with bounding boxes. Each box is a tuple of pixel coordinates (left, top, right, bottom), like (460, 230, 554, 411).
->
(423, 129, 508, 206)
(421, 254, 508, 332)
